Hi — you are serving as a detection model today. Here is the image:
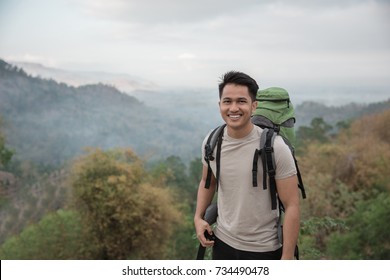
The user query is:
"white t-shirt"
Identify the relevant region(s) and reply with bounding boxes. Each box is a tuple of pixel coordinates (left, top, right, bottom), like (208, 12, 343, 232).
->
(202, 125, 297, 252)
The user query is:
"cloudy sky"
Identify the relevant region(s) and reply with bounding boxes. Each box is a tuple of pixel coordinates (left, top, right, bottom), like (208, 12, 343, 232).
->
(1, 0, 390, 93)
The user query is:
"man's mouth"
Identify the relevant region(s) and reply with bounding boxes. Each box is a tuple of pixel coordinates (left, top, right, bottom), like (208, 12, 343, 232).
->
(228, 114, 242, 120)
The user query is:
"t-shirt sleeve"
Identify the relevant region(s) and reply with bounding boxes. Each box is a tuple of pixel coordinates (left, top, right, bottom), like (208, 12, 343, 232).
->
(273, 136, 297, 180)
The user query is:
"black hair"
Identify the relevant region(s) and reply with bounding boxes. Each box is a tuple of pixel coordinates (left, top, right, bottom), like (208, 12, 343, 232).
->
(218, 71, 259, 101)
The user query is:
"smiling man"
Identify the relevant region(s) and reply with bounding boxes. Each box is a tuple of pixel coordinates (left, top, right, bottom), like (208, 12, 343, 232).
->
(194, 71, 300, 260)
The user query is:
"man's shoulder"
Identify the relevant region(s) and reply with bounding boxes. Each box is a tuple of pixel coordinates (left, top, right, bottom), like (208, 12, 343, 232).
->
(253, 124, 264, 134)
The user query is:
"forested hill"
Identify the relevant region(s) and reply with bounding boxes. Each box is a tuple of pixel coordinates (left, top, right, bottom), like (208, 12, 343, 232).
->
(1, 58, 389, 167)
(295, 100, 390, 127)
(0, 59, 204, 166)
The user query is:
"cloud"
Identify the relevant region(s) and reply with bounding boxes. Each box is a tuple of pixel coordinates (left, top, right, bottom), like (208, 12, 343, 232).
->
(68, 0, 265, 24)
(1, 0, 389, 89)
(178, 53, 196, 60)
(4, 53, 59, 67)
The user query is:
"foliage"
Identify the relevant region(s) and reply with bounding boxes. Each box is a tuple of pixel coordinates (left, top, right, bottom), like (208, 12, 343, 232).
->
(0, 117, 13, 169)
(326, 192, 390, 259)
(0, 210, 97, 259)
(70, 148, 182, 259)
(296, 117, 333, 149)
(0, 168, 70, 244)
(299, 216, 347, 259)
(298, 109, 390, 259)
(148, 156, 202, 259)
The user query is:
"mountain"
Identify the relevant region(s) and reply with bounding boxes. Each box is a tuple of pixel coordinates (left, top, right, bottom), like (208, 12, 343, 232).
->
(1, 58, 389, 167)
(0, 59, 207, 166)
(295, 100, 390, 127)
(9, 61, 158, 93)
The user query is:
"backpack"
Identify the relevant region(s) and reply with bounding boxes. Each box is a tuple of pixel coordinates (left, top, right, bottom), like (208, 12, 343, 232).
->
(251, 87, 306, 210)
(197, 87, 306, 260)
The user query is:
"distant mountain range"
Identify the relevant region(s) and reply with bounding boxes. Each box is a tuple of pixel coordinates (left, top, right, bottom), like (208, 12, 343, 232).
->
(1, 58, 389, 167)
(9, 61, 159, 93)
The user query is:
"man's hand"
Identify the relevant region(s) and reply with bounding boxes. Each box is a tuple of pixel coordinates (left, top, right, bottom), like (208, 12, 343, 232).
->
(194, 217, 215, 247)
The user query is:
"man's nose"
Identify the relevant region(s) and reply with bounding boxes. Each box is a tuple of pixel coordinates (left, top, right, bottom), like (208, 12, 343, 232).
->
(229, 101, 239, 111)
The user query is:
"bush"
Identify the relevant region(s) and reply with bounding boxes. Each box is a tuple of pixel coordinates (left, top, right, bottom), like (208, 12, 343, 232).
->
(0, 210, 96, 259)
(70, 148, 182, 259)
(326, 192, 390, 259)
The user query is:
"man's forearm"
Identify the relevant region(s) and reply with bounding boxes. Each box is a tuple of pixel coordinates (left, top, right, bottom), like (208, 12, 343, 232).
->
(281, 204, 300, 259)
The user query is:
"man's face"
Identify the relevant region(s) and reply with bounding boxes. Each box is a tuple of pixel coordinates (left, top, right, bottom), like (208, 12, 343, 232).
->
(219, 83, 257, 137)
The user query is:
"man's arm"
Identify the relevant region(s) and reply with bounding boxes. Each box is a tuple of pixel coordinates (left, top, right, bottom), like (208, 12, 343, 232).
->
(194, 164, 217, 247)
(276, 174, 300, 260)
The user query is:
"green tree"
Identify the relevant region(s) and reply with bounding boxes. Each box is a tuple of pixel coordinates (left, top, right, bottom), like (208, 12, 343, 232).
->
(149, 156, 192, 193)
(326, 193, 390, 259)
(148, 156, 201, 259)
(0, 117, 13, 168)
(0, 210, 96, 259)
(296, 117, 333, 150)
(70, 148, 182, 259)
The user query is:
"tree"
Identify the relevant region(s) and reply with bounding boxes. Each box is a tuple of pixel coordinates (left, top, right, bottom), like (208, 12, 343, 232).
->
(0, 117, 13, 169)
(148, 155, 200, 259)
(70, 148, 182, 259)
(0, 210, 96, 259)
(326, 193, 390, 259)
(296, 117, 333, 149)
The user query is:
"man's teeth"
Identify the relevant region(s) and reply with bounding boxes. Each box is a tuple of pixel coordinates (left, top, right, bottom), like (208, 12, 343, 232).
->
(229, 115, 240, 119)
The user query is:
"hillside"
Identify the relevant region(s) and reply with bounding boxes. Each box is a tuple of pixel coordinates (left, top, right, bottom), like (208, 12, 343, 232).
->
(0, 60, 205, 166)
(295, 100, 390, 127)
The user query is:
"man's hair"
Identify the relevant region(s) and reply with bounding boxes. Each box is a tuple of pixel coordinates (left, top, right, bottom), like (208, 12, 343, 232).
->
(218, 71, 259, 101)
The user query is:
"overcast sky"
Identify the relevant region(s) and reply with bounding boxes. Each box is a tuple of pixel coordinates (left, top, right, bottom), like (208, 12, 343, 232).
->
(1, 0, 390, 92)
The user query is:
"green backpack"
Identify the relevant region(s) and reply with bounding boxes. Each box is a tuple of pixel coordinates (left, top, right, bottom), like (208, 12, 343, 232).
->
(251, 87, 305, 210)
(253, 87, 296, 147)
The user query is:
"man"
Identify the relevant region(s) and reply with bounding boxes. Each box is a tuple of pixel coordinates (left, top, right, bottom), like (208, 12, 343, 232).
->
(194, 71, 300, 260)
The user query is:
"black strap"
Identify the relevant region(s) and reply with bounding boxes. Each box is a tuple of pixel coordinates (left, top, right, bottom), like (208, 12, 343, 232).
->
(264, 128, 278, 210)
(252, 149, 259, 187)
(253, 127, 269, 190)
(294, 157, 306, 199)
(215, 131, 223, 191)
(295, 245, 300, 260)
(196, 244, 206, 260)
(204, 125, 225, 188)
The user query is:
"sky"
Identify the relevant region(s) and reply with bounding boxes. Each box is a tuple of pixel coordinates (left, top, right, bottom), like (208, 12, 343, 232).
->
(1, 0, 390, 94)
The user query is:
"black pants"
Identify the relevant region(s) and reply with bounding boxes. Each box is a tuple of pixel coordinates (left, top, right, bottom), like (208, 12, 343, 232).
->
(212, 236, 282, 260)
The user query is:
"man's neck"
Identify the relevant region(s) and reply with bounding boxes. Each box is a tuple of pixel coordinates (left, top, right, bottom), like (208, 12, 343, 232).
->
(226, 123, 254, 139)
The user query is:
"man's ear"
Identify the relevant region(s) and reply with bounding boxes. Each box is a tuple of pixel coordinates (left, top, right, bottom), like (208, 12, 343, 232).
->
(252, 100, 258, 113)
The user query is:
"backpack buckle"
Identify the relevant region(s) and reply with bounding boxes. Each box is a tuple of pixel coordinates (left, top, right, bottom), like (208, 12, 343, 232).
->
(268, 168, 276, 177)
(205, 144, 215, 161)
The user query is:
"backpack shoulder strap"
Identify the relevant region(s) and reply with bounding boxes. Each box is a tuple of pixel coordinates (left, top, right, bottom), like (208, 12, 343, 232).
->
(263, 128, 278, 210)
(253, 127, 278, 209)
(252, 127, 268, 188)
(204, 124, 226, 189)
